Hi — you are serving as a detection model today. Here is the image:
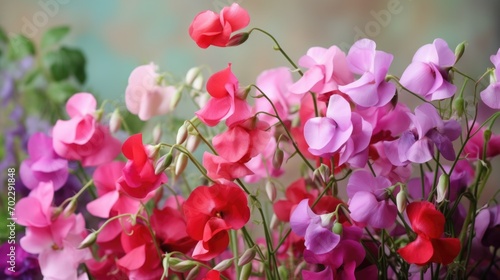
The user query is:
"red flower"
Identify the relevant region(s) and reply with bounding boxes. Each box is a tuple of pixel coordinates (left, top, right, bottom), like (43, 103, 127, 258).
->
(398, 201, 461, 265)
(203, 269, 221, 280)
(183, 182, 250, 261)
(189, 3, 250, 48)
(118, 134, 167, 199)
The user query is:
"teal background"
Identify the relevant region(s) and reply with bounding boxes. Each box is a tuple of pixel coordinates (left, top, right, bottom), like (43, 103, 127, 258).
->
(1, 0, 499, 102)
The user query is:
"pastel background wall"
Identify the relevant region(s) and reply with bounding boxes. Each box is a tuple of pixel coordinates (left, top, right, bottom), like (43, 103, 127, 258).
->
(1, 0, 499, 102)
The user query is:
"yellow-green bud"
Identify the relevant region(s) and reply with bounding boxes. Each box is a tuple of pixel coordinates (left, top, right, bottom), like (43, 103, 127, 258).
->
(436, 174, 450, 203)
(78, 232, 98, 249)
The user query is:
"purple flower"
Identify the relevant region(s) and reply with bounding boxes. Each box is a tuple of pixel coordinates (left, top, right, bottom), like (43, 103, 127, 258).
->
(290, 199, 340, 254)
(400, 38, 456, 101)
(0, 241, 41, 279)
(385, 103, 461, 164)
(480, 48, 500, 109)
(20, 132, 69, 190)
(338, 39, 396, 107)
(347, 170, 397, 229)
(475, 204, 500, 249)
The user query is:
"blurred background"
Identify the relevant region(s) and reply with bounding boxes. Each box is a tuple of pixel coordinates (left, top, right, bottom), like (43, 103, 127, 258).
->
(1, 0, 499, 101)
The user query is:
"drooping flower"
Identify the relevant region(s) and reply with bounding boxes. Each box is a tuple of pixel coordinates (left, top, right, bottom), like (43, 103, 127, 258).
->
(289, 45, 353, 99)
(338, 39, 396, 107)
(52, 93, 121, 166)
(195, 64, 252, 126)
(125, 63, 177, 121)
(19, 132, 68, 191)
(398, 201, 460, 265)
(118, 134, 168, 199)
(183, 182, 250, 261)
(400, 38, 456, 101)
(347, 170, 397, 229)
(480, 48, 500, 109)
(189, 3, 250, 48)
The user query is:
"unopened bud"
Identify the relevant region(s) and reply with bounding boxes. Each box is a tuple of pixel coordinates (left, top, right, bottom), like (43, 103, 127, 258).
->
(396, 190, 407, 213)
(186, 265, 200, 280)
(239, 263, 252, 280)
(455, 41, 466, 64)
(185, 67, 201, 85)
(64, 199, 77, 217)
(153, 124, 162, 144)
(313, 164, 331, 185)
(109, 109, 121, 133)
(272, 148, 284, 169)
(265, 181, 277, 202)
(238, 247, 257, 266)
(278, 266, 289, 280)
(226, 32, 249, 47)
(332, 222, 343, 235)
(146, 144, 161, 159)
(436, 174, 450, 203)
(170, 87, 183, 111)
(176, 123, 188, 145)
(213, 258, 233, 271)
(270, 214, 280, 230)
(484, 129, 492, 142)
(175, 153, 189, 177)
(192, 75, 204, 92)
(452, 96, 465, 118)
(155, 153, 173, 175)
(170, 260, 196, 273)
(186, 135, 201, 153)
(78, 232, 97, 249)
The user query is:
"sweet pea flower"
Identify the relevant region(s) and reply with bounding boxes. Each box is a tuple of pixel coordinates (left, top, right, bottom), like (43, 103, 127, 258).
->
(203, 152, 253, 181)
(0, 241, 41, 279)
(464, 123, 500, 159)
(385, 103, 461, 165)
(125, 63, 177, 121)
(474, 204, 500, 249)
(52, 93, 121, 166)
(398, 201, 460, 265)
(118, 134, 168, 199)
(290, 199, 340, 254)
(480, 48, 500, 109)
(347, 170, 397, 229)
(289, 45, 353, 99)
(183, 182, 250, 261)
(189, 3, 250, 48)
(399, 38, 457, 101)
(338, 39, 396, 107)
(244, 137, 285, 183)
(20, 132, 68, 191)
(195, 64, 252, 126)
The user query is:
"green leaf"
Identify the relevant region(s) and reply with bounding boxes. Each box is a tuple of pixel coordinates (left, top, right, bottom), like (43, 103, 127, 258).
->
(7, 34, 35, 60)
(61, 47, 86, 84)
(47, 81, 78, 103)
(43, 50, 70, 81)
(21, 68, 42, 86)
(41, 26, 70, 50)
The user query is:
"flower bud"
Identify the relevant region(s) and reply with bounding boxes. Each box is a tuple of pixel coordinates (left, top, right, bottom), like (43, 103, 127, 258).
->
(192, 75, 204, 92)
(153, 124, 162, 144)
(332, 222, 343, 235)
(109, 109, 121, 133)
(185, 67, 201, 85)
(64, 199, 77, 217)
(175, 153, 189, 177)
(226, 32, 249, 47)
(278, 266, 289, 280)
(186, 135, 201, 153)
(78, 232, 97, 249)
(155, 153, 173, 175)
(313, 164, 331, 185)
(452, 96, 465, 118)
(170, 86, 183, 110)
(186, 265, 200, 280)
(146, 144, 161, 159)
(436, 173, 450, 203)
(238, 247, 257, 266)
(455, 41, 466, 64)
(396, 190, 407, 213)
(270, 214, 280, 230)
(265, 181, 277, 202)
(170, 260, 196, 273)
(272, 148, 284, 169)
(213, 258, 233, 271)
(176, 123, 188, 145)
(239, 263, 252, 280)
(484, 129, 492, 142)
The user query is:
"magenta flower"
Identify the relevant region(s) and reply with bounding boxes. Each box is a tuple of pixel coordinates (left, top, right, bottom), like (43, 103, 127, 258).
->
(290, 199, 340, 255)
(474, 204, 500, 249)
(385, 103, 461, 164)
(20, 132, 68, 191)
(338, 39, 396, 107)
(480, 48, 500, 109)
(400, 38, 456, 101)
(347, 170, 397, 229)
(289, 45, 353, 98)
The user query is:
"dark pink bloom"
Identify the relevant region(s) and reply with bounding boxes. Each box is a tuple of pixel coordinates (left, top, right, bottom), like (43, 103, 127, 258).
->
(189, 3, 250, 48)
(464, 123, 500, 159)
(52, 93, 121, 166)
(400, 38, 456, 101)
(203, 152, 253, 181)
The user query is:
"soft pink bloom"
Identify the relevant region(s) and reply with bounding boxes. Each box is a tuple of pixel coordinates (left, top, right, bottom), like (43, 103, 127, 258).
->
(52, 93, 121, 166)
(338, 39, 396, 107)
(20, 132, 68, 191)
(189, 3, 250, 48)
(347, 170, 397, 228)
(480, 48, 500, 109)
(369, 142, 412, 184)
(244, 137, 285, 183)
(86, 161, 142, 218)
(464, 123, 500, 159)
(254, 67, 302, 124)
(125, 63, 177, 121)
(399, 38, 456, 100)
(203, 152, 253, 181)
(289, 45, 353, 99)
(195, 64, 252, 126)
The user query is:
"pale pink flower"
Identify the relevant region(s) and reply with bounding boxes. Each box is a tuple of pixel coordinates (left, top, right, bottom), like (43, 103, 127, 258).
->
(480, 48, 500, 109)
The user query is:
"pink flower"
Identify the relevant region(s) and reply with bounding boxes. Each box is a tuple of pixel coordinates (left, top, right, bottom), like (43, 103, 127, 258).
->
(464, 123, 500, 159)
(289, 45, 353, 99)
(203, 152, 253, 181)
(189, 3, 250, 48)
(20, 132, 68, 191)
(52, 93, 121, 166)
(195, 64, 252, 126)
(125, 63, 177, 121)
(399, 38, 456, 101)
(244, 137, 285, 183)
(338, 39, 396, 107)
(480, 48, 500, 109)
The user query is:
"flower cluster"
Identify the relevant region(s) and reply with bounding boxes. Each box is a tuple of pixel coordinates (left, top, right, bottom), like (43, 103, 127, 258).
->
(3, 3, 500, 280)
